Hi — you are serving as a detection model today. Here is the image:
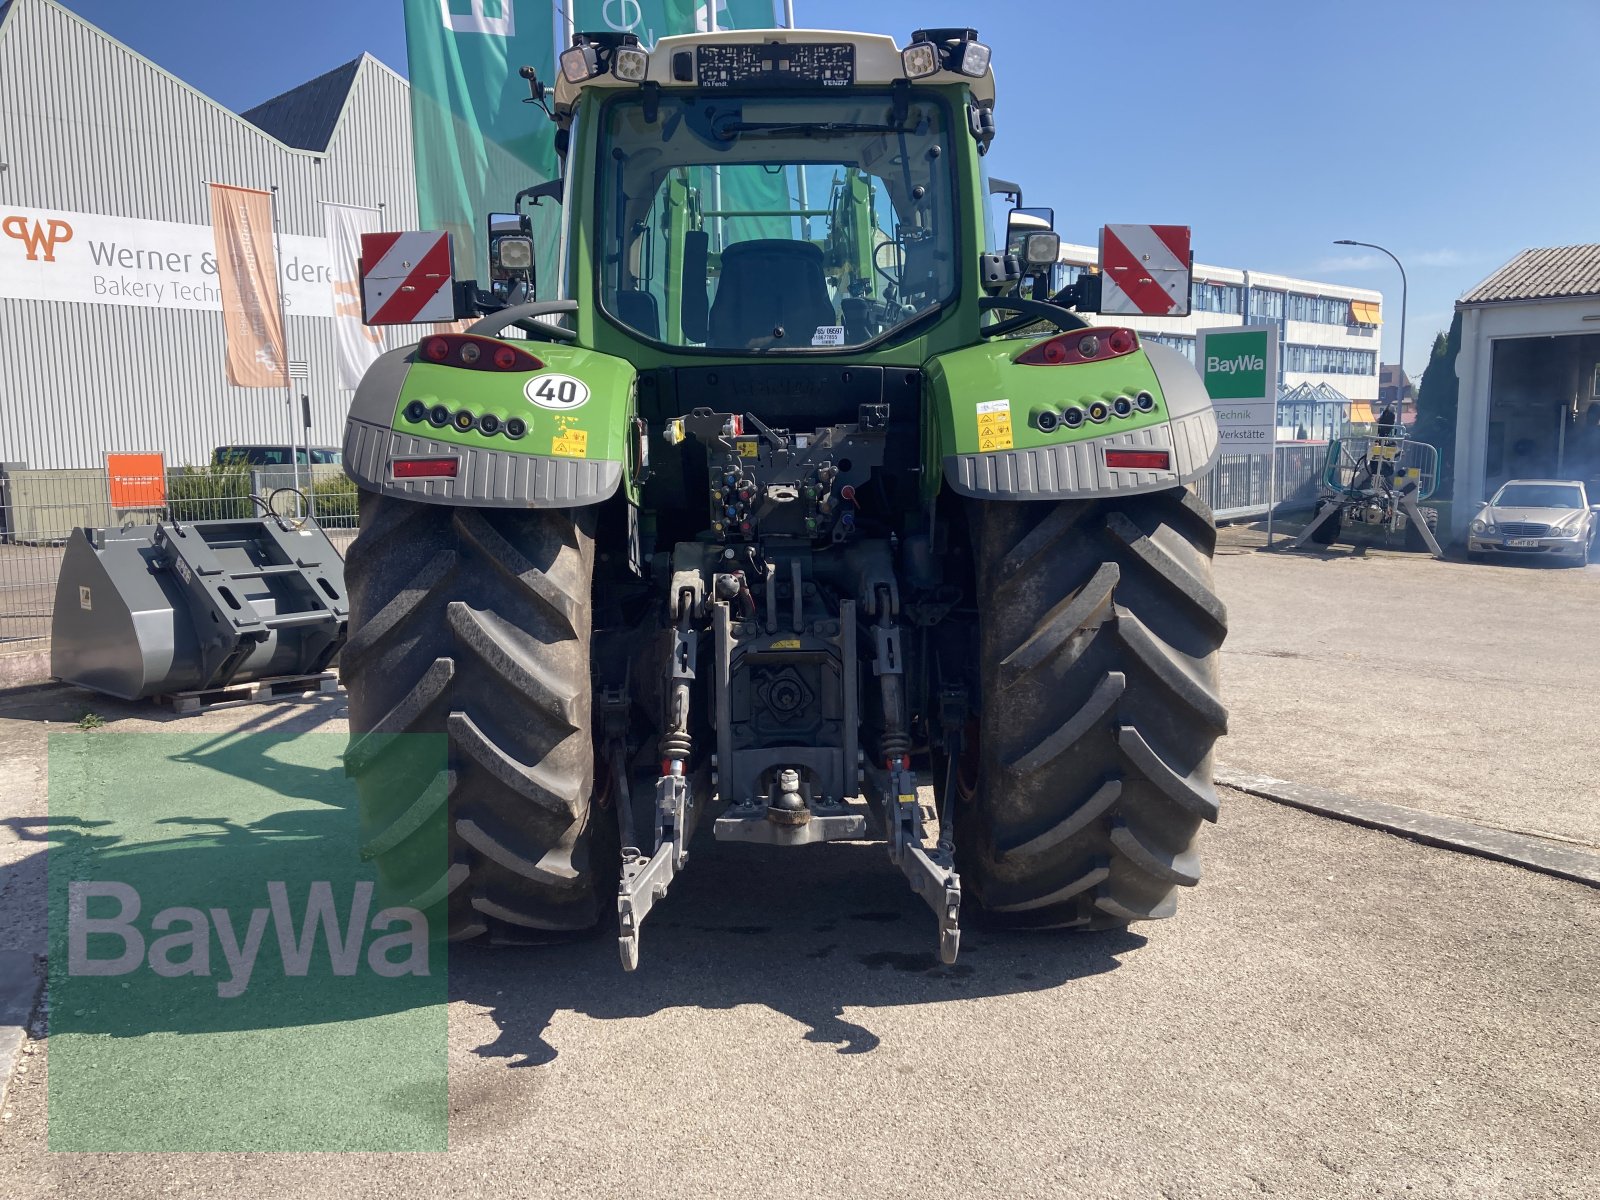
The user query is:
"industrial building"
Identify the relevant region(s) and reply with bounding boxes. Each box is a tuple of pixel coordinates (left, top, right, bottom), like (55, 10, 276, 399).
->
(1451, 244, 1600, 536)
(0, 0, 417, 471)
(1057, 243, 1385, 439)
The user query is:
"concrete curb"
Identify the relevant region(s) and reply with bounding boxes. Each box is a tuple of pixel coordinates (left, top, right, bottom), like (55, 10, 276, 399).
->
(0, 651, 50, 690)
(1216, 769, 1600, 889)
(0, 951, 44, 1112)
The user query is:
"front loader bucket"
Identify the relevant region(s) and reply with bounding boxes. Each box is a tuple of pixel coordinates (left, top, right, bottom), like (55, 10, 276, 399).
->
(50, 518, 349, 701)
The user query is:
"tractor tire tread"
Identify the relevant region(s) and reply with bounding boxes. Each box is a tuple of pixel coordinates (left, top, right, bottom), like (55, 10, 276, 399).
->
(956, 488, 1227, 931)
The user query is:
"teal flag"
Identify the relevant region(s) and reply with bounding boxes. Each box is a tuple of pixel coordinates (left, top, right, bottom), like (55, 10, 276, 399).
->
(405, 1, 783, 291)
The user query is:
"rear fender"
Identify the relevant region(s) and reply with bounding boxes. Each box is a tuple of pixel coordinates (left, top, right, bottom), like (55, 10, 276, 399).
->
(925, 336, 1219, 501)
(343, 340, 637, 507)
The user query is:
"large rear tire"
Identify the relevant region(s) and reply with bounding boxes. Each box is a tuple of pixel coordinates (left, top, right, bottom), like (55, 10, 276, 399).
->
(954, 488, 1228, 929)
(340, 491, 611, 943)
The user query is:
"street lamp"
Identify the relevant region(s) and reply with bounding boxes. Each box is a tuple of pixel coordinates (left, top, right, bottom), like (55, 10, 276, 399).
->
(1335, 239, 1407, 425)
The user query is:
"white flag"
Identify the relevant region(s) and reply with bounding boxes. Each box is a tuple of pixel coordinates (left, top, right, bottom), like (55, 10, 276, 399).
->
(323, 203, 386, 391)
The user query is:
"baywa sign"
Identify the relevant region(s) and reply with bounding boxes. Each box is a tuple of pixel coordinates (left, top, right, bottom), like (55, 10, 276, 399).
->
(68, 880, 432, 999)
(0, 205, 337, 316)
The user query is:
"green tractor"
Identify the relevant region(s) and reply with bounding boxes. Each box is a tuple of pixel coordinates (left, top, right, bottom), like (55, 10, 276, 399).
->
(342, 27, 1228, 969)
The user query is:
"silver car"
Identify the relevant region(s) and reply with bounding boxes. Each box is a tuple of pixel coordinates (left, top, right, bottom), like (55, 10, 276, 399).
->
(1467, 479, 1597, 566)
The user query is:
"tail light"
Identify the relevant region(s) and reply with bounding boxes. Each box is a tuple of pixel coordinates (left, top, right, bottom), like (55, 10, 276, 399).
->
(417, 334, 543, 372)
(392, 456, 460, 479)
(1105, 450, 1170, 470)
(1016, 326, 1140, 366)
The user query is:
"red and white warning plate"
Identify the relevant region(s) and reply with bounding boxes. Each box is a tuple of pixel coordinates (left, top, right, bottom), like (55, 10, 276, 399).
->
(360, 231, 456, 325)
(1099, 224, 1191, 317)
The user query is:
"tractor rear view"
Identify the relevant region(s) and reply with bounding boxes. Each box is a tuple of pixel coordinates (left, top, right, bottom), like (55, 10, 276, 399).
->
(339, 27, 1229, 969)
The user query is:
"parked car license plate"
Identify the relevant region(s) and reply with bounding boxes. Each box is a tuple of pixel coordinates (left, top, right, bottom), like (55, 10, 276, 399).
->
(1506, 537, 1539, 547)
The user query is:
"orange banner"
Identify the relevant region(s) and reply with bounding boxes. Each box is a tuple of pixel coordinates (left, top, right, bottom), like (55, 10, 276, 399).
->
(105, 452, 166, 508)
(208, 184, 288, 388)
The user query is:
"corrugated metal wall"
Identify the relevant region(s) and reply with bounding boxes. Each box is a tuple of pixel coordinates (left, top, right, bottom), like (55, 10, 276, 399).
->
(0, 0, 420, 469)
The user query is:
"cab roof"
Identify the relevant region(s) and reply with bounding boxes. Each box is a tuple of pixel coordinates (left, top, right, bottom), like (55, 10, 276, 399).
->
(552, 28, 995, 111)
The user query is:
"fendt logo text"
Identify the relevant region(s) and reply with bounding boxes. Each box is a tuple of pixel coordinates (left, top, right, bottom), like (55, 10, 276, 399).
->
(3, 214, 74, 261)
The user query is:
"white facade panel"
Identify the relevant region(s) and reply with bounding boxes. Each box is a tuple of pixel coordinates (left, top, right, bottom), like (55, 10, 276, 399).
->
(0, 0, 421, 469)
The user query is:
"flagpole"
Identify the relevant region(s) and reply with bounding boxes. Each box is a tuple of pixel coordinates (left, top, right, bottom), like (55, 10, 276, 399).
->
(269, 184, 300, 511)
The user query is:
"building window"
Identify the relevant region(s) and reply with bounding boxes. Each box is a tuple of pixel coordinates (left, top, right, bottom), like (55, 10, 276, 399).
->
(1248, 288, 1285, 319)
(1284, 344, 1376, 375)
(1053, 263, 1086, 292)
(1191, 282, 1242, 314)
(1142, 332, 1195, 361)
(1286, 292, 1352, 325)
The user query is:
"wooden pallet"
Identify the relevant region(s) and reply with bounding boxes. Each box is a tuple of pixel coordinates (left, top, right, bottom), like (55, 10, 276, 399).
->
(158, 671, 341, 715)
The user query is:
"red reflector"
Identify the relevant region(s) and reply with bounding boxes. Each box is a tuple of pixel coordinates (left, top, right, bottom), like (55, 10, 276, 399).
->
(1105, 450, 1171, 470)
(416, 334, 543, 372)
(1015, 326, 1141, 366)
(392, 456, 460, 479)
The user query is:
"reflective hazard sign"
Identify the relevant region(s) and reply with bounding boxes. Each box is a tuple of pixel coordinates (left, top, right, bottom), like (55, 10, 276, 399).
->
(1099, 225, 1192, 317)
(360, 231, 456, 325)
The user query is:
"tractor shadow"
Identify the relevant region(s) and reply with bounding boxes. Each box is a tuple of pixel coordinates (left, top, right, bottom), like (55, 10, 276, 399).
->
(7, 686, 1146, 1059)
(452, 837, 1146, 1065)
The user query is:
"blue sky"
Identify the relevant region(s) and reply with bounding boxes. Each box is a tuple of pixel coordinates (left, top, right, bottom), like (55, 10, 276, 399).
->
(56, 0, 1600, 377)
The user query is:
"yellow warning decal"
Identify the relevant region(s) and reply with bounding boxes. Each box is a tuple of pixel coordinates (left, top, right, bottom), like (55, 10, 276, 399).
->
(770, 637, 802, 649)
(737, 439, 760, 458)
(551, 429, 589, 458)
(897, 794, 918, 806)
(974, 398, 1014, 451)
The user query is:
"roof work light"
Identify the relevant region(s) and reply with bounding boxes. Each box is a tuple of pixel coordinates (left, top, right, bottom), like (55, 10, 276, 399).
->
(560, 32, 647, 84)
(903, 28, 991, 80)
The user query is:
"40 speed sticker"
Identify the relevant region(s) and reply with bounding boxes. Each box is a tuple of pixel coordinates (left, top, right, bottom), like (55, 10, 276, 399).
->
(524, 373, 590, 410)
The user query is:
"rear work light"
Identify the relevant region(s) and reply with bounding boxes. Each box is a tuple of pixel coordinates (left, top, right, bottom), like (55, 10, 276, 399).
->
(418, 334, 543, 373)
(1015, 326, 1140, 366)
(392, 456, 460, 479)
(1104, 450, 1171, 470)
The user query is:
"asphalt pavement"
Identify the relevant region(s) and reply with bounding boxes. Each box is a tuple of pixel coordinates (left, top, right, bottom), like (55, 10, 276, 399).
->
(1214, 527, 1600, 849)
(1, 784, 1596, 1198)
(1, 533, 1598, 1197)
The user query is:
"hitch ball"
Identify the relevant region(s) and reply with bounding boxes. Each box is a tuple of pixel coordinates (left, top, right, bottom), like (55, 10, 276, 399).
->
(769, 767, 809, 822)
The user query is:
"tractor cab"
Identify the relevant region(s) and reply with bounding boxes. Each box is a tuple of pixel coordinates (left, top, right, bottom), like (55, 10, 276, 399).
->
(539, 27, 997, 360)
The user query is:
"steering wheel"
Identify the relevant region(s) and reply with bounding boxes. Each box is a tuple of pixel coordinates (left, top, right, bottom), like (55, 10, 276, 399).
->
(978, 296, 1088, 339)
(469, 299, 579, 343)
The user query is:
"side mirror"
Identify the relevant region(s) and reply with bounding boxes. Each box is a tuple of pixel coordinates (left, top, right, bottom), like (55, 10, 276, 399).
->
(1005, 207, 1058, 298)
(487, 212, 534, 301)
(1005, 206, 1055, 257)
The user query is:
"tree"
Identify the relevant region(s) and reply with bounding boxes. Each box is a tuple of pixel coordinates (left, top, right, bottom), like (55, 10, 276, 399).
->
(1412, 311, 1462, 495)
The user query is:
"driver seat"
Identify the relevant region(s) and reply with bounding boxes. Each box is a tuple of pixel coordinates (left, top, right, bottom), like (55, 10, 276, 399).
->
(708, 240, 837, 347)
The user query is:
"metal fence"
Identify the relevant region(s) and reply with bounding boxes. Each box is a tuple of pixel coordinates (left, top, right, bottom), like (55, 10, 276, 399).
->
(0, 466, 358, 652)
(1201, 442, 1327, 522)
